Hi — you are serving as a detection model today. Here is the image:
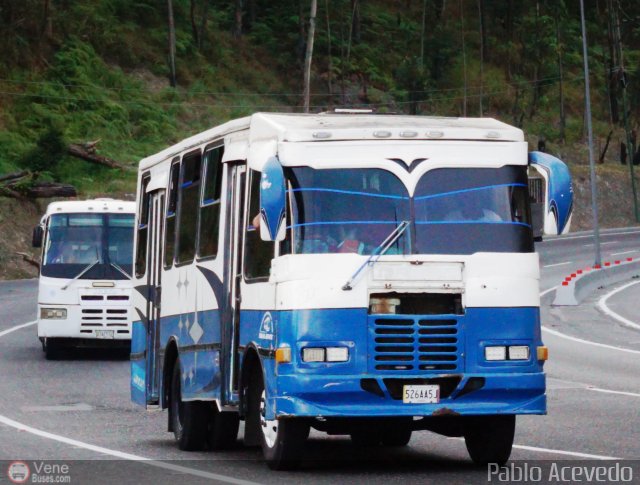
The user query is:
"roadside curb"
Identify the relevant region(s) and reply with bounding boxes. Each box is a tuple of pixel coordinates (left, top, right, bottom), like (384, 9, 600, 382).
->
(552, 258, 640, 306)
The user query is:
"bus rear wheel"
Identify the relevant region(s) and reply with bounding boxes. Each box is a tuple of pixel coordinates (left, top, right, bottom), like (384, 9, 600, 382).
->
(248, 369, 309, 470)
(464, 415, 515, 466)
(170, 358, 208, 451)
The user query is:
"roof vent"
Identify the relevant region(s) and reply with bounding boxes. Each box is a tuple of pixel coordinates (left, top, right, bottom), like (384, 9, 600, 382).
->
(373, 131, 392, 138)
(334, 109, 373, 114)
(486, 131, 501, 139)
(427, 130, 444, 138)
(400, 131, 418, 138)
(313, 131, 332, 139)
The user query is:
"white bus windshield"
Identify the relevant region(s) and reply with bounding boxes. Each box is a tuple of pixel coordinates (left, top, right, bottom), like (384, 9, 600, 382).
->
(284, 166, 533, 255)
(41, 213, 135, 280)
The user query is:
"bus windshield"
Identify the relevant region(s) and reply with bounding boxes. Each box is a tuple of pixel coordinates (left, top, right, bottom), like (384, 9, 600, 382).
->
(41, 213, 135, 280)
(285, 165, 533, 255)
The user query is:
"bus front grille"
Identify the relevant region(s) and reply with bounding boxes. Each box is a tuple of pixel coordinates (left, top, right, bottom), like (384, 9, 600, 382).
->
(369, 315, 462, 373)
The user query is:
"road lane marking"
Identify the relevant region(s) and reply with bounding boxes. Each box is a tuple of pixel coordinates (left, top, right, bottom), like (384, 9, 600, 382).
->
(611, 250, 638, 256)
(543, 262, 572, 268)
(596, 280, 640, 331)
(0, 414, 260, 485)
(540, 287, 640, 354)
(583, 241, 618, 246)
(510, 444, 620, 460)
(0, 320, 36, 338)
(542, 229, 640, 242)
(586, 387, 640, 398)
(542, 327, 640, 355)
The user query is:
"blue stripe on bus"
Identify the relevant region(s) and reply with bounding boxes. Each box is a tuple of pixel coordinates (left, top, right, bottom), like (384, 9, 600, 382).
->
(415, 220, 531, 227)
(288, 188, 408, 200)
(414, 183, 528, 200)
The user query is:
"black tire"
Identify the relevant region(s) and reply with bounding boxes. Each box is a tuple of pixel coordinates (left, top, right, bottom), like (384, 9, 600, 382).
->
(380, 428, 412, 447)
(248, 368, 309, 470)
(170, 358, 209, 451)
(208, 408, 240, 451)
(464, 415, 516, 466)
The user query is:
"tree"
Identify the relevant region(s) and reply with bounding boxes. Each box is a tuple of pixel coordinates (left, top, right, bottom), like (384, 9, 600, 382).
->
(303, 0, 318, 113)
(167, 0, 177, 87)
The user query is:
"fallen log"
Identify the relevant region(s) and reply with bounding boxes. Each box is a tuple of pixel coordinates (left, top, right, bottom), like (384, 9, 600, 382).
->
(24, 182, 77, 198)
(0, 170, 29, 183)
(67, 143, 125, 170)
(15, 252, 40, 270)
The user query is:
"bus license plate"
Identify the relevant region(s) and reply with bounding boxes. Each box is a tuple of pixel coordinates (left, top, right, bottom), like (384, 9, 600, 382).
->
(402, 385, 440, 404)
(95, 330, 114, 339)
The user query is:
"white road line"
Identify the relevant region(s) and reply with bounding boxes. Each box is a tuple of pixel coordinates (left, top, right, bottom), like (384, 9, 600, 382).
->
(542, 327, 640, 355)
(0, 321, 259, 484)
(0, 320, 36, 338)
(543, 261, 572, 268)
(586, 387, 640, 398)
(611, 250, 638, 256)
(583, 241, 618, 247)
(511, 444, 620, 460)
(539, 287, 640, 354)
(596, 280, 640, 331)
(0, 414, 259, 485)
(543, 229, 640, 242)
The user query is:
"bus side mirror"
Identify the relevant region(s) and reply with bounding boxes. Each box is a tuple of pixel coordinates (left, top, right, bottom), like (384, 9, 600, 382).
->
(528, 151, 573, 238)
(32, 225, 44, 248)
(259, 156, 287, 242)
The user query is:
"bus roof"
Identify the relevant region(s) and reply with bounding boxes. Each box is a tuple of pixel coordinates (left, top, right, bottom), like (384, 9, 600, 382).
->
(138, 113, 524, 171)
(45, 199, 135, 216)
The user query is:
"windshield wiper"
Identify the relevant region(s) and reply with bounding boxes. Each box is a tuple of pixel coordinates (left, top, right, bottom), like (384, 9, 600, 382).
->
(109, 262, 131, 279)
(342, 220, 410, 291)
(61, 259, 100, 290)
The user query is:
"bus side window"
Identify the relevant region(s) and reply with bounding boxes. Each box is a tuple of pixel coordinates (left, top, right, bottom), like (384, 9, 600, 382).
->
(244, 170, 273, 281)
(198, 146, 224, 259)
(164, 160, 180, 268)
(135, 176, 150, 278)
(176, 150, 202, 265)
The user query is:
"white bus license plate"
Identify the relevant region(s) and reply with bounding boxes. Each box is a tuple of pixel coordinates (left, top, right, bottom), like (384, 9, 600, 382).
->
(95, 330, 114, 339)
(403, 385, 440, 404)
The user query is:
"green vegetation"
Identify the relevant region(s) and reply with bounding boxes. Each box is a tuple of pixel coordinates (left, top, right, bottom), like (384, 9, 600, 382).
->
(1, 1, 640, 196)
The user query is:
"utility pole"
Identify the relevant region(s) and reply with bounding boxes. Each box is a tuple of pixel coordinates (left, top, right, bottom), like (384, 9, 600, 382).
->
(580, 0, 601, 266)
(611, 3, 640, 222)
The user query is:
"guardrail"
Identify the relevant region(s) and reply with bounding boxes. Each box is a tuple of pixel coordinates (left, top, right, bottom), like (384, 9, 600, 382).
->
(552, 257, 640, 306)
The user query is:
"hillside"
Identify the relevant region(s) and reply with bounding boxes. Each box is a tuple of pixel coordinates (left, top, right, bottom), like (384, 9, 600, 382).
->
(1, 0, 640, 278)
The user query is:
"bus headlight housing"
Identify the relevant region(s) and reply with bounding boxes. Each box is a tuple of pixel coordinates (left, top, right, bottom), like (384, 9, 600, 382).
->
(302, 347, 349, 363)
(40, 308, 67, 320)
(484, 346, 507, 361)
(508, 345, 530, 360)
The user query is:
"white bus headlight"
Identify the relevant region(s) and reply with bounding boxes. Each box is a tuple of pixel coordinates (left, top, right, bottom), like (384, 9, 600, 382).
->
(40, 308, 67, 320)
(508, 345, 530, 360)
(325, 347, 349, 362)
(302, 348, 325, 362)
(484, 346, 507, 361)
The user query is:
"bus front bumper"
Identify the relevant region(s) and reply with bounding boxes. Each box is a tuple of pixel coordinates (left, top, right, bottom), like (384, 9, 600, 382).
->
(272, 372, 546, 418)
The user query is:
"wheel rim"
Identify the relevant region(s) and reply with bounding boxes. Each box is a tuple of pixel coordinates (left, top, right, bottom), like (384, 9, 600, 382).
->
(259, 389, 278, 448)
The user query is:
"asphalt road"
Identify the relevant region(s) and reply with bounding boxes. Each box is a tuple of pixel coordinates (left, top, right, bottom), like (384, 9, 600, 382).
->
(0, 228, 639, 484)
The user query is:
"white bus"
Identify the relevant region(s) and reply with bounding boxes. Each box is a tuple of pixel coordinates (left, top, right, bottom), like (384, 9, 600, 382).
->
(33, 199, 136, 359)
(130, 113, 572, 469)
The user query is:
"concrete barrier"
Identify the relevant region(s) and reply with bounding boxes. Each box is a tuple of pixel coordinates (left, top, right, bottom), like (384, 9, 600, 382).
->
(552, 258, 640, 306)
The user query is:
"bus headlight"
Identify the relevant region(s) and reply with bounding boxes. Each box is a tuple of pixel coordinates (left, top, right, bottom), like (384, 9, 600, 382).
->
(302, 347, 350, 363)
(40, 308, 67, 320)
(484, 346, 507, 361)
(508, 345, 530, 360)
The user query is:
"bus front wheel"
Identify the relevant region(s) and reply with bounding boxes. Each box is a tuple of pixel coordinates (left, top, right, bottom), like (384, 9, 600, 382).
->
(464, 415, 515, 466)
(170, 358, 208, 451)
(248, 369, 309, 470)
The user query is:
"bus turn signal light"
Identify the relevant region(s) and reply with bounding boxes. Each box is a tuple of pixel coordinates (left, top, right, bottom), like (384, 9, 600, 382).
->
(275, 347, 292, 363)
(537, 346, 549, 361)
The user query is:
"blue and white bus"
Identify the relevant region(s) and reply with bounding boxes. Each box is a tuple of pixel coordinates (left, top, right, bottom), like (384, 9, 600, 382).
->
(130, 113, 572, 469)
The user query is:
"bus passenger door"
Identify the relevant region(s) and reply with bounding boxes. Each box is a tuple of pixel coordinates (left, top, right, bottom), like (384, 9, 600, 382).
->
(145, 191, 165, 404)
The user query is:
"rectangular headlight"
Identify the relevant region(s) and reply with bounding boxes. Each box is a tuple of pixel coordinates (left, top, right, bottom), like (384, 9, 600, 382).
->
(508, 345, 530, 360)
(40, 308, 67, 320)
(326, 347, 349, 362)
(302, 347, 325, 362)
(485, 346, 507, 361)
